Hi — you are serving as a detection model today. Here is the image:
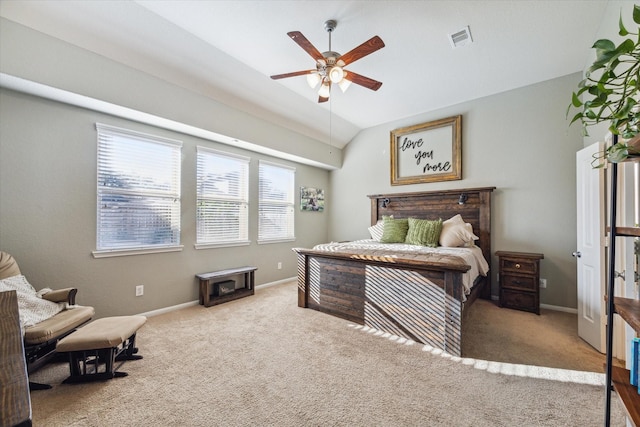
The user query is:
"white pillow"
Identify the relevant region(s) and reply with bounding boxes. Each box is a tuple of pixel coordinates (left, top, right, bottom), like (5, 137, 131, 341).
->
(368, 220, 385, 241)
(439, 215, 479, 247)
(0, 275, 64, 333)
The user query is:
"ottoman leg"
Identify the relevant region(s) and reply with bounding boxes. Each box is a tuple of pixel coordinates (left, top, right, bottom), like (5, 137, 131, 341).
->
(115, 333, 143, 362)
(63, 349, 118, 384)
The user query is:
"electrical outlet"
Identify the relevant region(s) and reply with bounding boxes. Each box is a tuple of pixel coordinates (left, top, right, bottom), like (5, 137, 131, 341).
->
(135, 284, 144, 296)
(277, 262, 282, 270)
(539, 278, 547, 289)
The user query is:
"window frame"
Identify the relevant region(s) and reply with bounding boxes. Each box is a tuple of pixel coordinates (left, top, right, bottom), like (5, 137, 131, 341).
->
(93, 123, 183, 258)
(258, 160, 296, 244)
(195, 146, 250, 249)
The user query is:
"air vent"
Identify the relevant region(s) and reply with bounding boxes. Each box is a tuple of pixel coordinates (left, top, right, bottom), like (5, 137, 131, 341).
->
(448, 26, 473, 48)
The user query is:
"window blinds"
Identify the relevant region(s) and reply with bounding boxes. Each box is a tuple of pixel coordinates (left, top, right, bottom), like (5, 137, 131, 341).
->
(258, 160, 295, 242)
(96, 123, 182, 251)
(196, 147, 249, 245)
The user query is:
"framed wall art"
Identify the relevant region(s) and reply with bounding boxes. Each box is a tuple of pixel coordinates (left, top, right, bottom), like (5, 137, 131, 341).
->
(300, 186, 324, 212)
(390, 115, 462, 185)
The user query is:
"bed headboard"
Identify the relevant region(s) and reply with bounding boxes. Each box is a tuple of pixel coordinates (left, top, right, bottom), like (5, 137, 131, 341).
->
(367, 187, 496, 271)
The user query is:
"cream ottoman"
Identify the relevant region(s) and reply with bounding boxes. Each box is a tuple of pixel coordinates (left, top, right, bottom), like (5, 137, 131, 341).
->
(56, 315, 146, 383)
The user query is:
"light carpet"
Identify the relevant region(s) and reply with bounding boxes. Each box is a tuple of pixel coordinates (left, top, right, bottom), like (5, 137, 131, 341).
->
(29, 281, 626, 426)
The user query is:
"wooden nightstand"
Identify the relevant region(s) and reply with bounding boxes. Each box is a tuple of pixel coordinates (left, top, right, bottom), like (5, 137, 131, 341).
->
(495, 251, 544, 314)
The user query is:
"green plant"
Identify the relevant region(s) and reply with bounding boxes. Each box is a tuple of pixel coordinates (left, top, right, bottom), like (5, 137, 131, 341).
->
(567, 4, 640, 165)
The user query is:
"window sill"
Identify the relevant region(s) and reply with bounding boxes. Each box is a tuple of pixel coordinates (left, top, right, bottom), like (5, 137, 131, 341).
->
(257, 238, 296, 245)
(194, 241, 251, 250)
(92, 245, 184, 258)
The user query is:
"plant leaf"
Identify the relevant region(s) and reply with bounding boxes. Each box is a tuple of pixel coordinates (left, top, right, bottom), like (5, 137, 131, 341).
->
(619, 12, 629, 36)
(607, 143, 629, 162)
(634, 4, 640, 25)
(616, 38, 635, 55)
(593, 39, 616, 53)
(571, 92, 583, 107)
(569, 112, 583, 125)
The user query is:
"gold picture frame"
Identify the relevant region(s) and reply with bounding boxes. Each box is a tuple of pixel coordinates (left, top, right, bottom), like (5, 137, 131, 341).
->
(390, 115, 462, 185)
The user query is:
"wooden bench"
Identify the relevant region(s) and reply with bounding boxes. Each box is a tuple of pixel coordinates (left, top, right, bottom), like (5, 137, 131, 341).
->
(56, 315, 146, 383)
(197, 266, 257, 307)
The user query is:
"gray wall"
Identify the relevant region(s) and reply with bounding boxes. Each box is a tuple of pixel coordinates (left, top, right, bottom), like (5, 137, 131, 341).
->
(3, 3, 627, 314)
(329, 73, 584, 309)
(0, 17, 336, 318)
(0, 17, 342, 170)
(0, 88, 330, 317)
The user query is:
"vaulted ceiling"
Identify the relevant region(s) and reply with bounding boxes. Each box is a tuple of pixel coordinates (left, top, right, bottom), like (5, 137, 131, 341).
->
(0, 1, 611, 148)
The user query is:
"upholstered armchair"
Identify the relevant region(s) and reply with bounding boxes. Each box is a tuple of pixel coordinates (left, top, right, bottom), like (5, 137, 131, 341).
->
(0, 251, 95, 389)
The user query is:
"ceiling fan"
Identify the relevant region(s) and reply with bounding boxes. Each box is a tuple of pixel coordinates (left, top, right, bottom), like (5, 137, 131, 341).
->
(270, 20, 385, 103)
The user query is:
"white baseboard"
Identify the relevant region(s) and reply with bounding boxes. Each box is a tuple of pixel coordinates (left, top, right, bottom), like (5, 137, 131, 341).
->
(138, 300, 200, 317)
(490, 295, 577, 314)
(540, 303, 577, 314)
(256, 276, 296, 289)
(138, 276, 296, 317)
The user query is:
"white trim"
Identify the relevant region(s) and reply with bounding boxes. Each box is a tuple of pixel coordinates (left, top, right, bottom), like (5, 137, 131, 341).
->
(194, 241, 251, 250)
(540, 303, 578, 314)
(97, 122, 183, 147)
(491, 295, 577, 314)
(257, 238, 296, 245)
(92, 245, 184, 258)
(256, 276, 296, 289)
(259, 159, 297, 172)
(137, 277, 295, 317)
(197, 145, 250, 162)
(137, 299, 200, 317)
(0, 73, 338, 171)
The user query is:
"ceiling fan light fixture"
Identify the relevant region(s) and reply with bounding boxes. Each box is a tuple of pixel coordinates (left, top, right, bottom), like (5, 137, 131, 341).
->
(338, 77, 351, 93)
(318, 81, 331, 98)
(271, 20, 384, 103)
(328, 66, 344, 83)
(307, 72, 321, 88)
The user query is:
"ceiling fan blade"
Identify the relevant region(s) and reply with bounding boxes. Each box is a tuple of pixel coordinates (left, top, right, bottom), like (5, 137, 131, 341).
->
(344, 71, 383, 91)
(271, 70, 315, 80)
(339, 36, 385, 66)
(287, 31, 324, 61)
(318, 96, 329, 103)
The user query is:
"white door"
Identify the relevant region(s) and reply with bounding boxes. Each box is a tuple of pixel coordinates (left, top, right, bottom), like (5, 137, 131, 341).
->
(576, 142, 606, 352)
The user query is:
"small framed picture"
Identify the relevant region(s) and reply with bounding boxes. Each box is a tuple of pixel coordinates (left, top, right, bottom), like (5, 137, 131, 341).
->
(300, 187, 324, 212)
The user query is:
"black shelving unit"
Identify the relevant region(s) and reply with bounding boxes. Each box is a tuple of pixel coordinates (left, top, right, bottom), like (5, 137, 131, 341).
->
(603, 134, 640, 427)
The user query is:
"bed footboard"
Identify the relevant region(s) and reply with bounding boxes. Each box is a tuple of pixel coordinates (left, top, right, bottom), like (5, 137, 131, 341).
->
(295, 249, 473, 356)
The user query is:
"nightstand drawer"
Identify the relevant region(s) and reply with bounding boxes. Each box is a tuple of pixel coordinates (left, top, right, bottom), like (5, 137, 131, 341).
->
(500, 289, 538, 314)
(502, 274, 537, 291)
(500, 258, 537, 275)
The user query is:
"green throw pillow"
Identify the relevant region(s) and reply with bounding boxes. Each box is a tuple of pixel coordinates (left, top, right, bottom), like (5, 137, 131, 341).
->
(405, 218, 443, 247)
(380, 216, 409, 243)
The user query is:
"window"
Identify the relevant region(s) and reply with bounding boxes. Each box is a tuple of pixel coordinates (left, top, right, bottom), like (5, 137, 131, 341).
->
(258, 161, 295, 243)
(95, 123, 182, 256)
(196, 147, 249, 247)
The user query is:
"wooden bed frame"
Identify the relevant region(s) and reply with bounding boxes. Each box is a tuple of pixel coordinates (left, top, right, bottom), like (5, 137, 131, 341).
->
(293, 187, 495, 356)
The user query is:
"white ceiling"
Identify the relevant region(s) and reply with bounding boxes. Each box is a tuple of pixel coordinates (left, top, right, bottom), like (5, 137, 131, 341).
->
(0, 1, 609, 148)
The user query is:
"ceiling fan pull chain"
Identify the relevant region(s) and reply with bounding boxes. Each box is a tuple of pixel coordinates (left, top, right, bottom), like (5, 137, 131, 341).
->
(329, 90, 333, 155)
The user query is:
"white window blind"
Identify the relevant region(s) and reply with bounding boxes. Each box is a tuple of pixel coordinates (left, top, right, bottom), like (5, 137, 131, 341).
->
(258, 160, 295, 243)
(96, 123, 182, 252)
(196, 147, 249, 246)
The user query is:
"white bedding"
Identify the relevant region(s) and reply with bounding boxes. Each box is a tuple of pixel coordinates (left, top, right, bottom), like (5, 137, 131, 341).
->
(313, 239, 489, 297)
